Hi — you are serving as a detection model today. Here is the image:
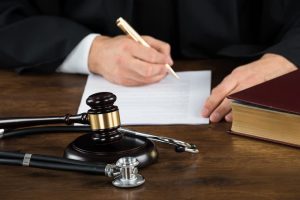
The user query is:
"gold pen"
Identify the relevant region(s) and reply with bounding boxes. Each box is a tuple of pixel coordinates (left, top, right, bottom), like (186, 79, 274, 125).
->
(116, 17, 180, 79)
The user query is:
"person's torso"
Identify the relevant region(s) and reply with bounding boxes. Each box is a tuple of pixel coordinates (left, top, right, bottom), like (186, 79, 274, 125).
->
(32, 0, 285, 58)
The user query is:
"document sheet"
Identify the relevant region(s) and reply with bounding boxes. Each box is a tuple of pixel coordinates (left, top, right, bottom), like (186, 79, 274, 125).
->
(78, 71, 211, 125)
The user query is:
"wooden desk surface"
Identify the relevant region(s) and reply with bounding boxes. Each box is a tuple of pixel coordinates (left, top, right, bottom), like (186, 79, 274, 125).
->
(0, 60, 300, 200)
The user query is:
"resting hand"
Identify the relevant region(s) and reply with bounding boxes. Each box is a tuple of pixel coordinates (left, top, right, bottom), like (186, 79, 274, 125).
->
(88, 35, 173, 86)
(201, 53, 297, 122)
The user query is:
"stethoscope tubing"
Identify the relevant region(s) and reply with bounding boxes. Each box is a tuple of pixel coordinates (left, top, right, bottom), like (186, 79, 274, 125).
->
(0, 151, 106, 175)
(0, 126, 90, 139)
(0, 151, 106, 167)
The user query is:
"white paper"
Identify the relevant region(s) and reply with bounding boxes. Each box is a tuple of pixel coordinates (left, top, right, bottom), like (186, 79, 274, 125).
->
(78, 71, 211, 125)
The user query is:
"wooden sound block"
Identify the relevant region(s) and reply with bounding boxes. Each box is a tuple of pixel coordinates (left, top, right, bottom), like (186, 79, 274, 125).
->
(64, 133, 158, 168)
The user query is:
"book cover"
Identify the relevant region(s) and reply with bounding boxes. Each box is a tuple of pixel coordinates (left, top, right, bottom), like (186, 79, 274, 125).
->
(228, 70, 300, 115)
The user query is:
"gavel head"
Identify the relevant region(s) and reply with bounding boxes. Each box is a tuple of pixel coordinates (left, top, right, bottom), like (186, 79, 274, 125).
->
(86, 92, 121, 131)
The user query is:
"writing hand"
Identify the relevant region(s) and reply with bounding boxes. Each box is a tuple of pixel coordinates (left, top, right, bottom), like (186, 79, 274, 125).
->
(201, 53, 297, 122)
(88, 35, 173, 86)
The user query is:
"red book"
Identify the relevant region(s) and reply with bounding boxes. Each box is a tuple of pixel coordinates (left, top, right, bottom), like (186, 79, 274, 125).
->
(228, 70, 300, 147)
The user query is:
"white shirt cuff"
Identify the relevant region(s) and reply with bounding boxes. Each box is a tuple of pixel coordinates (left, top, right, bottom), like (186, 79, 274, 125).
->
(56, 33, 100, 74)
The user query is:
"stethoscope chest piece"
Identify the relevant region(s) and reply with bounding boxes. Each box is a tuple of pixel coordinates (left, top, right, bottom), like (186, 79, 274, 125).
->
(112, 157, 145, 188)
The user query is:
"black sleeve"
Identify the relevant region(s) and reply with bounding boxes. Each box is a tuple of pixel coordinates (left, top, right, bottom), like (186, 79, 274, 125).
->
(0, 0, 91, 73)
(263, 0, 300, 67)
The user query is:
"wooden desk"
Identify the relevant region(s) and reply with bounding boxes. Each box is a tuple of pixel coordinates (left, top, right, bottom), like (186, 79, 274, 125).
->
(0, 60, 300, 200)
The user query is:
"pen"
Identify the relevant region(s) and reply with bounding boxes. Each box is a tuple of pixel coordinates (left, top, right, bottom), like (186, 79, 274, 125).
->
(116, 17, 180, 79)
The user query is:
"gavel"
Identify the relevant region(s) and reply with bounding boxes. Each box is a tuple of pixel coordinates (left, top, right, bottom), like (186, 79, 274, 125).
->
(0, 92, 157, 167)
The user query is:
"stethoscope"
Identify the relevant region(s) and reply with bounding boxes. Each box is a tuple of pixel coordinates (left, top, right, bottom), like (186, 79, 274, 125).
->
(0, 92, 198, 188)
(0, 150, 145, 188)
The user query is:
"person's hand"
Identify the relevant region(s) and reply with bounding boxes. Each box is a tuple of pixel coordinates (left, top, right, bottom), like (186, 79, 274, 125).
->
(88, 35, 173, 86)
(201, 53, 297, 122)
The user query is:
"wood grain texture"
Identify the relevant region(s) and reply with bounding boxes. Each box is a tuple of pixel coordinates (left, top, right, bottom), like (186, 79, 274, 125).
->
(1, 59, 300, 200)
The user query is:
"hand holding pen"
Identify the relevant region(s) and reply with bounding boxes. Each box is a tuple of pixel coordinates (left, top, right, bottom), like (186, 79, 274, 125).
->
(87, 20, 174, 86)
(116, 17, 179, 79)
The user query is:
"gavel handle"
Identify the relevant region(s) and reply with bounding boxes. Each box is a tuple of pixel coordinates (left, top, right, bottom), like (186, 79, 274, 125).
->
(0, 113, 89, 128)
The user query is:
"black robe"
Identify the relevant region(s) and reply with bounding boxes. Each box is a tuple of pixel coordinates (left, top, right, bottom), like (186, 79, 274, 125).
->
(0, 0, 299, 73)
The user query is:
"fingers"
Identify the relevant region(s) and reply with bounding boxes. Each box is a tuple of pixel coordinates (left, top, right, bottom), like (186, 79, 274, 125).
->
(225, 112, 232, 122)
(116, 36, 171, 66)
(126, 58, 168, 85)
(134, 72, 167, 85)
(209, 98, 232, 122)
(131, 58, 168, 77)
(131, 42, 171, 65)
(112, 73, 166, 86)
(113, 69, 167, 86)
(142, 36, 173, 65)
(202, 75, 237, 118)
(109, 56, 168, 86)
